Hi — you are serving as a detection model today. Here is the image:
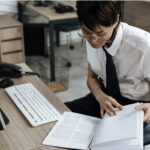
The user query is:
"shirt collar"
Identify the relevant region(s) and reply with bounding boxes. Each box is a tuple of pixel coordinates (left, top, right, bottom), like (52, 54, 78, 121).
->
(104, 23, 123, 56)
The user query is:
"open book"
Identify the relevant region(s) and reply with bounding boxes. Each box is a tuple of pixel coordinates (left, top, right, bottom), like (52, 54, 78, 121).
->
(42, 103, 144, 150)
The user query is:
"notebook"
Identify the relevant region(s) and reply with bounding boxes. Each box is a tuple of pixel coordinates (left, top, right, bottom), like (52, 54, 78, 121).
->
(42, 103, 144, 150)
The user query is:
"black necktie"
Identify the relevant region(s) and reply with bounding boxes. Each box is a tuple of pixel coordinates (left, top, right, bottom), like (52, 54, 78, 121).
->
(102, 46, 121, 99)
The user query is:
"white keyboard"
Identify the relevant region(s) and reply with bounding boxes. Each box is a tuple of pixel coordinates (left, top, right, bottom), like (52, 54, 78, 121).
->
(5, 83, 61, 127)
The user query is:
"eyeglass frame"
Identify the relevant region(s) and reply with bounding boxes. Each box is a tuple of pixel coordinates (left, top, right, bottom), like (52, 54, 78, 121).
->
(78, 26, 112, 43)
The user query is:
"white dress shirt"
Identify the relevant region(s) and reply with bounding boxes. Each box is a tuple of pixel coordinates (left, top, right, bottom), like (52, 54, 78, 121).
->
(86, 22, 150, 101)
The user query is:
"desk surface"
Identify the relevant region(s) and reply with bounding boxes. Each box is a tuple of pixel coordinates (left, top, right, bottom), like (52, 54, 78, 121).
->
(0, 63, 70, 150)
(0, 15, 22, 28)
(19, 1, 77, 21)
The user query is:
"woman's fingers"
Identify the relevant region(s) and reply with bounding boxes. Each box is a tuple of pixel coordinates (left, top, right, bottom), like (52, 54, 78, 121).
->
(144, 111, 150, 122)
(103, 100, 122, 116)
(104, 106, 113, 117)
(100, 107, 104, 118)
(99, 96, 123, 118)
(107, 103, 117, 116)
(110, 98, 123, 110)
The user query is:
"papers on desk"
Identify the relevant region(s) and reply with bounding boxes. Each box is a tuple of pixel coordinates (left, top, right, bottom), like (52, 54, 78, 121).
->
(42, 103, 144, 150)
(43, 111, 99, 149)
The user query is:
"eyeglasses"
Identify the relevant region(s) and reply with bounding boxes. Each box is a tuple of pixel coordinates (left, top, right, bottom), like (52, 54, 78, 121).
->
(78, 28, 110, 43)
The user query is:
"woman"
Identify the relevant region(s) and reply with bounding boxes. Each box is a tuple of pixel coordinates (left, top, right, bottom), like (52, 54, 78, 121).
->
(65, 1, 150, 145)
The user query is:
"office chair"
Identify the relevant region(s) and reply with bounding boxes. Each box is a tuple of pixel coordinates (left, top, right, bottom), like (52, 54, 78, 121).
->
(54, 21, 79, 67)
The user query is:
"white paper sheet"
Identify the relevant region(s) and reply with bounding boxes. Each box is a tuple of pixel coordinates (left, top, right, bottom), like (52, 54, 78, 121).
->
(42, 112, 100, 150)
(90, 103, 143, 150)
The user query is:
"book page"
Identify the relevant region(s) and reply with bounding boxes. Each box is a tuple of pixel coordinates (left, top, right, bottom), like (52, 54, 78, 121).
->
(90, 103, 143, 149)
(42, 112, 100, 150)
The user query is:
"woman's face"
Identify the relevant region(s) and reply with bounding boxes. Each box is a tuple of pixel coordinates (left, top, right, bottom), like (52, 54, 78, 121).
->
(81, 21, 118, 49)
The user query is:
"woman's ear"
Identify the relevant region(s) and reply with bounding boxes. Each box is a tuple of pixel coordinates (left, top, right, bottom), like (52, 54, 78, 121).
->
(117, 14, 120, 22)
(116, 15, 120, 24)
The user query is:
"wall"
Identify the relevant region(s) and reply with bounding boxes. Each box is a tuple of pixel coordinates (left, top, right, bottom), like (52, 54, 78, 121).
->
(124, 1, 150, 32)
(0, 1, 17, 16)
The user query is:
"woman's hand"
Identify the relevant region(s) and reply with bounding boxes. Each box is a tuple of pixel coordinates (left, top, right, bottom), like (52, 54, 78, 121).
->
(135, 103, 150, 122)
(97, 94, 123, 118)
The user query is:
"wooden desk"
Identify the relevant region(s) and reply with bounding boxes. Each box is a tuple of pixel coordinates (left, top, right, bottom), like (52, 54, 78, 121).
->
(18, 1, 78, 81)
(19, 1, 77, 21)
(0, 63, 70, 150)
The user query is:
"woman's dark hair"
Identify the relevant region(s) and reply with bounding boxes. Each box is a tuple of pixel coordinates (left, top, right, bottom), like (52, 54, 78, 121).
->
(76, 1, 122, 30)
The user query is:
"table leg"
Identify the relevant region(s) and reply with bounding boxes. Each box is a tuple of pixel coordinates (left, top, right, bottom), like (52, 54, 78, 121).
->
(56, 30, 60, 47)
(17, 3, 23, 22)
(49, 21, 55, 81)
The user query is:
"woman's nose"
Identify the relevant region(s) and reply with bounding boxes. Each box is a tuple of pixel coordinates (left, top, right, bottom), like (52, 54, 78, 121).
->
(89, 39, 103, 48)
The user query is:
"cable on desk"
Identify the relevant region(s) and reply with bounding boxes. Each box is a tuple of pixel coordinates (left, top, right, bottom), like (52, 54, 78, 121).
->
(23, 72, 40, 78)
